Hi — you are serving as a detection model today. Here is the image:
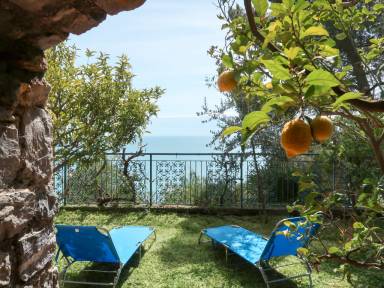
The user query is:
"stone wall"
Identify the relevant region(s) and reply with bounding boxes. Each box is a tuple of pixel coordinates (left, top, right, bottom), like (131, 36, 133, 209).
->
(0, 1, 145, 286)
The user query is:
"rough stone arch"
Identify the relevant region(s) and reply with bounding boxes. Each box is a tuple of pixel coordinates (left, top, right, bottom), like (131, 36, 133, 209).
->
(0, 1, 145, 286)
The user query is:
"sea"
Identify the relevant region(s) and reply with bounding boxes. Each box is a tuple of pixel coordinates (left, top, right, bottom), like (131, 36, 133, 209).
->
(127, 135, 216, 154)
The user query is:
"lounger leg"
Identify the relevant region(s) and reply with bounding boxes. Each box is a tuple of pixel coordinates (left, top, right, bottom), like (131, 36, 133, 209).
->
(257, 263, 271, 288)
(258, 259, 313, 288)
(60, 259, 75, 288)
(300, 257, 313, 288)
(198, 231, 212, 245)
(113, 264, 123, 288)
(198, 231, 203, 244)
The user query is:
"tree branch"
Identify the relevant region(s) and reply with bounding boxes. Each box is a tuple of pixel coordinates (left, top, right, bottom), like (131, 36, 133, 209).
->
(316, 254, 384, 270)
(243, 0, 279, 53)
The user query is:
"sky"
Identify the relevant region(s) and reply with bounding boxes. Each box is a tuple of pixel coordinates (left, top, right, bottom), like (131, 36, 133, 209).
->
(69, 0, 227, 136)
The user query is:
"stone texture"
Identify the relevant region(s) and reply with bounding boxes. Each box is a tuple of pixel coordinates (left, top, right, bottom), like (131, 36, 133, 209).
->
(0, 252, 11, 287)
(17, 108, 53, 186)
(0, 72, 22, 110)
(0, 0, 145, 286)
(59, 8, 101, 35)
(0, 107, 15, 122)
(35, 33, 69, 51)
(0, 123, 20, 186)
(15, 54, 48, 73)
(0, 189, 35, 241)
(17, 78, 51, 108)
(17, 227, 56, 282)
(15, 263, 58, 288)
(36, 185, 58, 220)
(9, 0, 61, 13)
(1, 0, 145, 50)
(95, 0, 146, 15)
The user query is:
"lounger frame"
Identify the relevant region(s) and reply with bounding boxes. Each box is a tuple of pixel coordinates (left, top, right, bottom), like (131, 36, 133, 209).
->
(56, 227, 156, 288)
(199, 218, 316, 288)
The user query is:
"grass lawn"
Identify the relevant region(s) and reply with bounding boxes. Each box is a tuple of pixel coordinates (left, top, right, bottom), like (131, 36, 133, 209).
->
(55, 209, 383, 288)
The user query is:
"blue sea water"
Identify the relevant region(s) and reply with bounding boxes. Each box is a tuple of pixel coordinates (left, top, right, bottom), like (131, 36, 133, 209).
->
(127, 135, 215, 154)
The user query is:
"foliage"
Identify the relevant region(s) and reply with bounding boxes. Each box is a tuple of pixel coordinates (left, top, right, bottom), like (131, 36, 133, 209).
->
(214, 0, 384, 273)
(288, 173, 384, 273)
(216, 0, 384, 171)
(319, 117, 381, 193)
(46, 43, 164, 171)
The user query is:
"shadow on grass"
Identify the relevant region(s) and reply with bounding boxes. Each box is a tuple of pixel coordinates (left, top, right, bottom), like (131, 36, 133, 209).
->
(317, 260, 384, 288)
(156, 216, 300, 288)
(59, 247, 152, 288)
(116, 245, 152, 288)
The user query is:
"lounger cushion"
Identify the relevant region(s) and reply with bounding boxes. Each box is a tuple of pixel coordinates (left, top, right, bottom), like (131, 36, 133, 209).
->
(56, 225, 154, 265)
(203, 225, 268, 264)
(110, 226, 154, 265)
(261, 217, 319, 260)
(56, 225, 119, 263)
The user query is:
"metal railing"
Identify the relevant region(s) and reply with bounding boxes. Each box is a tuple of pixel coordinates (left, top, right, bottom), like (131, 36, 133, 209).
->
(55, 152, 338, 208)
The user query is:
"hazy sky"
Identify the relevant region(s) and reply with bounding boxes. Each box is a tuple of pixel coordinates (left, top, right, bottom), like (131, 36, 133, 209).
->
(69, 0, 226, 136)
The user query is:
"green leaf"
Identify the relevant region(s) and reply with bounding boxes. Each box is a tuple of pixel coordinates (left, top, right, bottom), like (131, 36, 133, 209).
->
(222, 54, 233, 69)
(319, 45, 339, 57)
(261, 96, 296, 113)
(301, 26, 329, 39)
(344, 241, 353, 252)
(271, 3, 286, 16)
(263, 32, 276, 49)
(242, 111, 270, 131)
(261, 60, 291, 80)
(305, 85, 332, 98)
(283, 220, 297, 231)
(239, 46, 248, 54)
(252, 0, 268, 16)
(305, 69, 340, 87)
(328, 246, 342, 255)
(332, 92, 362, 110)
(284, 47, 301, 60)
(297, 247, 309, 256)
(222, 126, 241, 137)
(353, 222, 365, 229)
(282, 0, 294, 9)
(373, 3, 384, 11)
(293, 0, 309, 13)
(335, 32, 347, 41)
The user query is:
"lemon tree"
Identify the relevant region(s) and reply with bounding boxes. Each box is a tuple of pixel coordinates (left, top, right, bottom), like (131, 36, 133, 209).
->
(215, 0, 384, 274)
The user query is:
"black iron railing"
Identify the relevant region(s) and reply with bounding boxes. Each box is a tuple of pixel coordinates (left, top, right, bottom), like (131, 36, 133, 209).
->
(55, 152, 338, 208)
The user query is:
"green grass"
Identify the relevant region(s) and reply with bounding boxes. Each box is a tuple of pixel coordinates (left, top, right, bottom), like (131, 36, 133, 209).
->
(55, 209, 383, 288)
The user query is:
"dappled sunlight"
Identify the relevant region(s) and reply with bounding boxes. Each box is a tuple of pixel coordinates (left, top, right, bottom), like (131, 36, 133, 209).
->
(55, 210, 384, 288)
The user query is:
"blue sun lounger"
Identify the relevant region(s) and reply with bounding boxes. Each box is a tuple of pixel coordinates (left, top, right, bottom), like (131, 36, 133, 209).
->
(55, 225, 156, 287)
(199, 217, 320, 288)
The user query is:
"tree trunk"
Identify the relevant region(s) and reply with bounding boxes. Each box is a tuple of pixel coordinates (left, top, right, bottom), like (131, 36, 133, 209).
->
(371, 140, 384, 175)
(335, 35, 371, 94)
(251, 139, 267, 223)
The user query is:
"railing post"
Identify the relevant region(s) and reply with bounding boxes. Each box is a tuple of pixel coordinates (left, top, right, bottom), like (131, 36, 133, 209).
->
(240, 154, 244, 209)
(149, 154, 153, 207)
